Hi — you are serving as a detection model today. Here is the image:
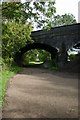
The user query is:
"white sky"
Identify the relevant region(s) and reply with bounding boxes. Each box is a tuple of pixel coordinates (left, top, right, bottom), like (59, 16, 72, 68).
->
(21, 0, 80, 22)
(55, 0, 80, 22)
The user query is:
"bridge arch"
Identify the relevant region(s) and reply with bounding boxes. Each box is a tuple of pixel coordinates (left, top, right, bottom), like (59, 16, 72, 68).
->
(14, 43, 58, 66)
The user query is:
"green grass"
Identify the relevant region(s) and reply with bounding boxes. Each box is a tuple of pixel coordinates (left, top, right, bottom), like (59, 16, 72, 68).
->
(29, 61, 43, 65)
(29, 61, 35, 64)
(0, 65, 22, 106)
(49, 66, 58, 71)
(40, 61, 43, 64)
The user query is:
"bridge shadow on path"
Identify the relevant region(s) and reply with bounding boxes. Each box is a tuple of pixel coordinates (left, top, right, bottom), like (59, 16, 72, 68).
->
(18, 66, 78, 90)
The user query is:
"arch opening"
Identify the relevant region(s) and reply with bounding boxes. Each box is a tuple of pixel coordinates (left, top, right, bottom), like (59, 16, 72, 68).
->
(14, 43, 58, 66)
(22, 49, 51, 66)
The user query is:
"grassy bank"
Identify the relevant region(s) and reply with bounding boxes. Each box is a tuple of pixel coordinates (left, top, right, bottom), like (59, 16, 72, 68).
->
(0, 65, 22, 106)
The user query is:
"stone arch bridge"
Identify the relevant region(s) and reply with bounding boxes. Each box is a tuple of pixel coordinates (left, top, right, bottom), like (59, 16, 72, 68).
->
(15, 23, 80, 66)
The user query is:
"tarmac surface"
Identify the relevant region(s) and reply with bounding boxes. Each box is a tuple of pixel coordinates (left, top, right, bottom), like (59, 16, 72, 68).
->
(2, 68, 78, 118)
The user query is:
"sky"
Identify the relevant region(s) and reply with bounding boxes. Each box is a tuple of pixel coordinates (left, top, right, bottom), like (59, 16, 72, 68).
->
(21, 0, 80, 22)
(55, 0, 80, 22)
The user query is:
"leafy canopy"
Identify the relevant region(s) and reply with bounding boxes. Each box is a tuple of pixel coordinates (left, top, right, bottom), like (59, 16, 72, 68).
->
(2, 1, 56, 29)
(52, 13, 77, 27)
(2, 21, 33, 66)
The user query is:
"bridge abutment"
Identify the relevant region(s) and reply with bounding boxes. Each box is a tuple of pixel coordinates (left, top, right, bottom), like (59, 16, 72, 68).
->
(58, 42, 68, 67)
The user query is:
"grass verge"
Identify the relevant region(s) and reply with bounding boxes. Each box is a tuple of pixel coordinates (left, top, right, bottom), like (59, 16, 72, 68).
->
(0, 65, 22, 106)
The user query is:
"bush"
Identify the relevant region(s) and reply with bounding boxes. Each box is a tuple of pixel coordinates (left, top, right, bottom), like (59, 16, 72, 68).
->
(69, 54, 77, 61)
(2, 21, 33, 66)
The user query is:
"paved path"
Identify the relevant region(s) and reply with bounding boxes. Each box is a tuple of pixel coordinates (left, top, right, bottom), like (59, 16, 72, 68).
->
(2, 68, 78, 118)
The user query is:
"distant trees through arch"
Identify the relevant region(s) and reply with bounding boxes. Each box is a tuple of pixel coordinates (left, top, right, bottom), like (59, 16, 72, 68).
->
(14, 43, 58, 66)
(22, 49, 51, 66)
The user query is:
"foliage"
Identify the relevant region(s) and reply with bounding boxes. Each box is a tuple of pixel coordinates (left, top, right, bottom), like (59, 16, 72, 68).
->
(52, 13, 77, 27)
(23, 49, 38, 65)
(48, 59, 58, 71)
(49, 66, 58, 70)
(2, 21, 33, 66)
(22, 49, 51, 65)
(38, 49, 51, 62)
(51, 59, 58, 67)
(69, 54, 77, 61)
(2, 1, 56, 29)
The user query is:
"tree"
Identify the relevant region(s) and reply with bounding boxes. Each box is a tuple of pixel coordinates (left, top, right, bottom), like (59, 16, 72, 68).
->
(38, 49, 51, 62)
(51, 13, 77, 27)
(23, 49, 38, 65)
(2, 1, 56, 29)
(2, 21, 33, 66)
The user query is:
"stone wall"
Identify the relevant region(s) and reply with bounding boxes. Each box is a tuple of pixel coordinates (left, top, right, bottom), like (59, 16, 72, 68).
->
(31, 23, 80, 49)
